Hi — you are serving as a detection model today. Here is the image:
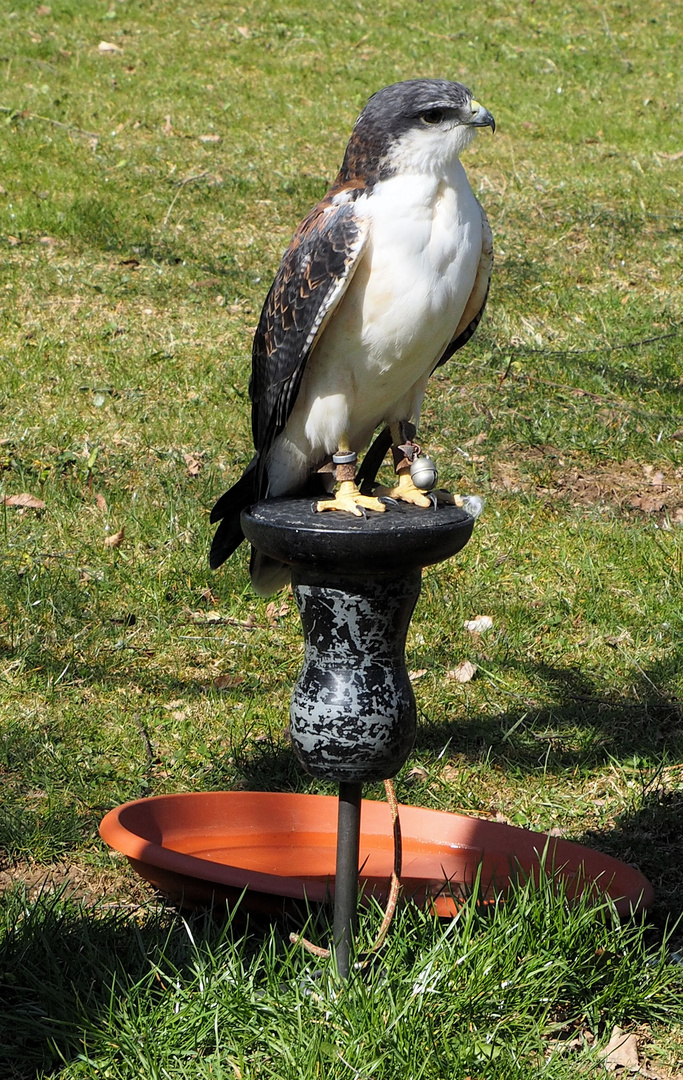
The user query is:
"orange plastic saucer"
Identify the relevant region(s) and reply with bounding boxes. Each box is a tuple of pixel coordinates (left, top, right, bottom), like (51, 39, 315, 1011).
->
(99, 791, 653, 917)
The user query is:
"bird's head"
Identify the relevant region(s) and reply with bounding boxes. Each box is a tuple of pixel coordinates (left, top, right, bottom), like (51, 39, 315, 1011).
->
(340, 79, 495, 185)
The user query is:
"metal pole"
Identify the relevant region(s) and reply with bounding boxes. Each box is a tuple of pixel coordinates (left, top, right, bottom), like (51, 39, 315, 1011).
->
(333, 781, 363, 979)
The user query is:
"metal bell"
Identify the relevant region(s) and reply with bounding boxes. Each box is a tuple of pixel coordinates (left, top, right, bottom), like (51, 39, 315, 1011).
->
(409, 454, 438, 491)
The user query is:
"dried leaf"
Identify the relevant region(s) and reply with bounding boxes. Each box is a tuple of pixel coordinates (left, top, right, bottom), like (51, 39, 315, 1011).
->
(104, 526, 125, 548)
(630, 493, 666, 513)
(37, 5, 52, 14)
(183, 452, 202, 477)
(98, 40, 123, 53)
(236, 25, 251, 37)
(213, 674, 246, 690)
(464, 615, 493, 634)
(95, 493, 108, 512)
(447, 660, 477, 683)
(192, 610, 223, 623)
(599, 1026, 640, 1072)
(409, 668, 427, 681)
(440, 764, 462, 783)
(3, 492, 45, 510)
(407, 766, 428, 781)
(199, 133, 221, 143)
(163, 114, 173, 136)
(673, 508, 683, 526)
(265, 600, 289, 624)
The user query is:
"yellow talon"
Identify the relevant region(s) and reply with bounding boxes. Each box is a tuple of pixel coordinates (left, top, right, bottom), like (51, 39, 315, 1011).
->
(316, 480, 386, 515)
(373, 472, 433, 508)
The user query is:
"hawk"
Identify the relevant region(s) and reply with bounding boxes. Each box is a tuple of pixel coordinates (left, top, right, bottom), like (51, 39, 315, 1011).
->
(210, 79, 494, 595)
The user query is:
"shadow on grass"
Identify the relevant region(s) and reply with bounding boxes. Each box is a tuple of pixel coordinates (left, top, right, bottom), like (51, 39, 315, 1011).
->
(578, 786, 683, 929)
(416, 653, 683, 771)
(21, 637, 675, 805)
(55, 191, 265, 289)
(18, 637, 683, 775)
(0, 890, 293, 1080)
(415, 655, 683, 921)
(0, 892, 171, 1079)
(7, 641, 241, 702)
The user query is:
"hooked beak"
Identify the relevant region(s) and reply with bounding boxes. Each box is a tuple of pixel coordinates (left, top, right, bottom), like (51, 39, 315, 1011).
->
(469, 99, 496, 133)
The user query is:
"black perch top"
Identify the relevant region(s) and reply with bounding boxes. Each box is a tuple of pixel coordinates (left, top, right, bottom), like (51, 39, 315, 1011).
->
(240, 498, 475, 578)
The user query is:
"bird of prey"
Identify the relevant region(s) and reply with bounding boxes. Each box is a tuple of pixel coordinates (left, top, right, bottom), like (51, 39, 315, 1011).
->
(210, 78, 494, 595)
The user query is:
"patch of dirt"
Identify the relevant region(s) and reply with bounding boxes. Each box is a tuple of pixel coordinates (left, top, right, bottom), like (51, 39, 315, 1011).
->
(0, 857, 155, 908)
(489, 452, 683, 523)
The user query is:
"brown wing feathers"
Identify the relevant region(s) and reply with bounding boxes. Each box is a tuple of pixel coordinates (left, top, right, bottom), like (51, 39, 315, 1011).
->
(250, 196, 366, 458)
(209, 190, 367, 569)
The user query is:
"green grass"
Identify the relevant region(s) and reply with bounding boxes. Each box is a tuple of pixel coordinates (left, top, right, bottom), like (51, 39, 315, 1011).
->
(1, 879, 682, 1079)
(1, 0, 682, 1076)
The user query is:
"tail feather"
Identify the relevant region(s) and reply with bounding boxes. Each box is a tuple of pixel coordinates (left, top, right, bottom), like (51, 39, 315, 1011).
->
(209, 457, 259, 570)
(249, 549, 291, 597)
(209, 461, 332, 592)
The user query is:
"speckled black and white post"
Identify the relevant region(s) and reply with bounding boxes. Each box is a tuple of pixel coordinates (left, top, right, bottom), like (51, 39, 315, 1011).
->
(290, 568, 420, 782)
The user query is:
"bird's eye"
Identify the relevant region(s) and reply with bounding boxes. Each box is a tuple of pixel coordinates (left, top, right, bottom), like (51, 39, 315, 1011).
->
(421, 109, 444, 125)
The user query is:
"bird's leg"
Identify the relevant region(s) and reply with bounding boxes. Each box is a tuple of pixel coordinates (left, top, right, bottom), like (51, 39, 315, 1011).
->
(373, 422, 465, 508)
(315, 443, 386, 516)
(372, 422, 433, 507)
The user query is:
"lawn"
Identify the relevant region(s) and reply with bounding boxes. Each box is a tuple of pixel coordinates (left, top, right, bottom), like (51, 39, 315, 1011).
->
(0, 0, 682, 1076)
